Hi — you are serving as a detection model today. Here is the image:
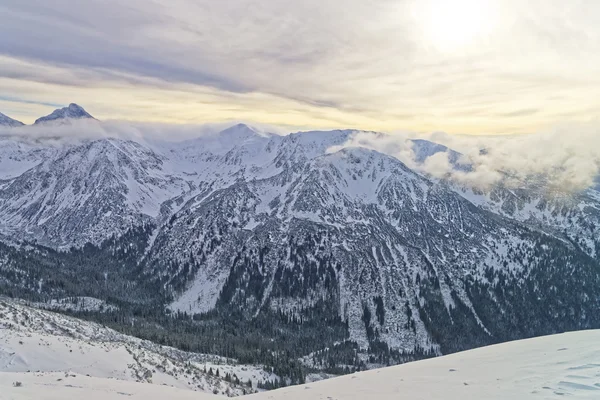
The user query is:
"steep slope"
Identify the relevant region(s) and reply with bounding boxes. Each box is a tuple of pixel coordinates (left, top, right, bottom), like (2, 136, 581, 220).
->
(34, 103, 95, 125)
(0, 138, 191, 246)
(152, 142, 600, 357)
(0, 136, 58, 180)
(409, 138, 600, 259)
(161, 124, 283, 184)
(455, 182, 600, 258)
(0, 112, 24, 127)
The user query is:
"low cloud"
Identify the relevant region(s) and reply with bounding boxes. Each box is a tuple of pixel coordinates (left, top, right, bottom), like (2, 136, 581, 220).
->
(0, 119, 290, 146)
(331, 122, 600, 192)
(3, 119, 599, 193)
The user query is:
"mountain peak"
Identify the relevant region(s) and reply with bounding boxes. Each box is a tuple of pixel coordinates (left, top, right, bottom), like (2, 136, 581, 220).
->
(218, 123, 272, 140)
(220, 123, 256, 134)
(0, 112, 25, 127)
(231, 123, 253, 130)
(34, 103, 95, 125)
(67, 103, 87, 112)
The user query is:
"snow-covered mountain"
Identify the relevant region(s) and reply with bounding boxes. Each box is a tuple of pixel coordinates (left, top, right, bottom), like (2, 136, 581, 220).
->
(1, 118, 600, 379)
(34, 103, 95, 125)
(0, 112, 24, 127)
(148, 138, 600, 355)
(454, 182, 600, 257)
(0, 136, 59, 180)
(3, 329, 599, 399)
(0, 137, 192, 246)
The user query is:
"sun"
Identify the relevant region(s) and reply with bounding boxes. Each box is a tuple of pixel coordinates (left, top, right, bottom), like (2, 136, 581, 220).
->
(412, 0, 497, 52)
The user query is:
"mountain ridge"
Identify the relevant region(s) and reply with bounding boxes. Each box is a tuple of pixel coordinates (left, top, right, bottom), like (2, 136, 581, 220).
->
(0, 112, 24, 127)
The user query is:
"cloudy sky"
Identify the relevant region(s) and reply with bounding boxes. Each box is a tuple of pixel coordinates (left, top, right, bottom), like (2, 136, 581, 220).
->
(0, 0, 598, 134)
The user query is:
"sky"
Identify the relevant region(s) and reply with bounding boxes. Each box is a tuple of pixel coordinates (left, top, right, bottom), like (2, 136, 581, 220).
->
(0, 0, 599, 134)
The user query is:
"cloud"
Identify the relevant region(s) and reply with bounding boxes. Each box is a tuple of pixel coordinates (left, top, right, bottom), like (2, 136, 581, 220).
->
(497, 108, 540, 118)
(0, 0, 598, 132)
(3, 116, 600, 193)
(333, 121, 600, 192)
(0, 118, 292, 146)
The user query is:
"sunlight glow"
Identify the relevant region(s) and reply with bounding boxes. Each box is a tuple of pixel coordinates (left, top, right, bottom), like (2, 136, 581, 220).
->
(413, 0, 498, 52)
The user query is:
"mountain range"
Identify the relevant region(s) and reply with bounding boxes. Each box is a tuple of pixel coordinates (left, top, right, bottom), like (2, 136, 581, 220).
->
(0, 104, 95, 127)
(1, 104, 599, 383)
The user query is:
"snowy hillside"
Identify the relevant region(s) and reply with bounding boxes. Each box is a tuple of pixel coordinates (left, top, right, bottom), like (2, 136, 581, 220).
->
(0, 113, 24, 128)
(0, 136, 59, 180)
(0, 299, 272, 396)
(0, 372, 215, 400)
(248, 329, 600, 399)
(2, 329, 599, 399)
(0, 137, 191, 246)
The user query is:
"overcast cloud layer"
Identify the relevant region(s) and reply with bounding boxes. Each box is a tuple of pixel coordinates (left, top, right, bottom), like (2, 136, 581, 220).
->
(0, 0, 599, 133)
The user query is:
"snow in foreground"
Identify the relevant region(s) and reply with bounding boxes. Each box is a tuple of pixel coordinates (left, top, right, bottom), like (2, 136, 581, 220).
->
(0, 372, 214, 400)
(247, 329, 600, 399)
(0, 299, 271, 396)
(2, 329, 599, 399)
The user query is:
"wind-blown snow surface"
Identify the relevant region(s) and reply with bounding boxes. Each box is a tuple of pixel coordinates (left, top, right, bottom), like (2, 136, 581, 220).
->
(247, 330, 600, 399)
(0, 299, 272, 397)
(2, 330, 599, 399)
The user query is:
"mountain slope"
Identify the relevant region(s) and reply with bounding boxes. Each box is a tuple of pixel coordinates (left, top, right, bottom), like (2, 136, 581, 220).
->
(250, 330, 600, 399)
(0, 112, 24, 127)
(411, 138, 471, 171)
(0, 136, 58, 180)
(0, 138, 191, 246)
(157, 144, 600, 356)
(454, 182, 600, 259)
